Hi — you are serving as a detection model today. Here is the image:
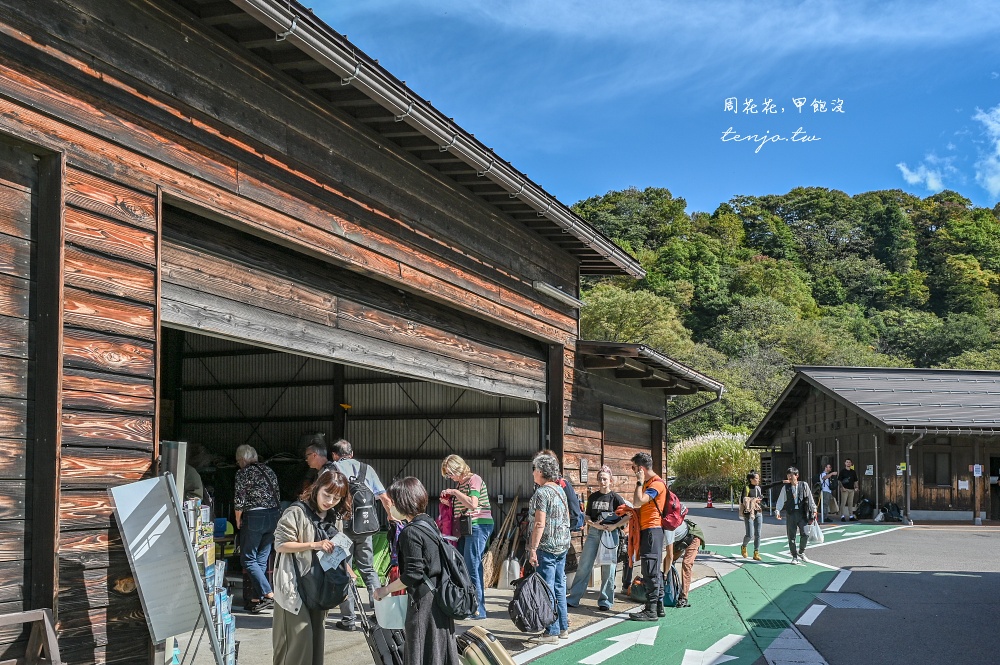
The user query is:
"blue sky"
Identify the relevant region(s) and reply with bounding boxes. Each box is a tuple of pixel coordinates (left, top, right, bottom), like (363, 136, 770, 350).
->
(312, 1, 1000, 215)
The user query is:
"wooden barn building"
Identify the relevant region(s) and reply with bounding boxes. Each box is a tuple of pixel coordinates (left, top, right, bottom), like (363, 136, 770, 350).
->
(0, 0, 724, 661)
(746, 366, 1000, 523)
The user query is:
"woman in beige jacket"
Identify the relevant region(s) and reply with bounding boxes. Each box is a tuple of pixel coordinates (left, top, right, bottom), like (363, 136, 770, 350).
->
(272, 469, 352, 665)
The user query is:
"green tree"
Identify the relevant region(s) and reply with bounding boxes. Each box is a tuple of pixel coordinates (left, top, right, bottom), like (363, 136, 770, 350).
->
(580, 283, 693, 356)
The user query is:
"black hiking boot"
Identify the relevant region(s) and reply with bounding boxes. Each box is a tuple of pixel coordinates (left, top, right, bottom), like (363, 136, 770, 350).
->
(630, 603, 658, 621)
(656, 600, 665, 617)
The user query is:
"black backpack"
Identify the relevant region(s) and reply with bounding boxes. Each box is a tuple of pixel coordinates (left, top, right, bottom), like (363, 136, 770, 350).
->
(411, 520, 477, 619)
(290, 502, 352, 610)
(881, 502, 903, 522)
(508, 572, 556, 633)
(348, 463, 379, 535)
(855, 498, 874, 520)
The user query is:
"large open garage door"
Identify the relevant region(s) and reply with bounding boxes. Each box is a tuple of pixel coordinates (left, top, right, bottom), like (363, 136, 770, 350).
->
(158, 206, 546, 515)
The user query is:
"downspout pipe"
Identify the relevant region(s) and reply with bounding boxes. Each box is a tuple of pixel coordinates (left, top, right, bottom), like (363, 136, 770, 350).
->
(904, 432, 926, 525)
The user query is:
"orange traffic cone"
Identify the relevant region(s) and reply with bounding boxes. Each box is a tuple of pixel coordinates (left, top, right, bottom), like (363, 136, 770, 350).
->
(706, 491, 714, 508)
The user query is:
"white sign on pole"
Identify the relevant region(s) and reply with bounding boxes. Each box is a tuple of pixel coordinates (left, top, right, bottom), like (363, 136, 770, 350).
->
(865, 464, 874, 476)
(974, 464, 983, 477)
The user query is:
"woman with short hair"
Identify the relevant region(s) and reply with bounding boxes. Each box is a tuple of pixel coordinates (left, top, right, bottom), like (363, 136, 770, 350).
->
(740, 471, 764, 560)
(527, 453, 571, 644)
(440, 454, 493, 619)
(233, 444, 281, 613)
(271, 469, 352, 665)
(374, 477, 461, 665)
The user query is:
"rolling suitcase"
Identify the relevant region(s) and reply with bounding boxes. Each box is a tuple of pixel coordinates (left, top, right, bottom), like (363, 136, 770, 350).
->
(353, 584, 405, 665)
(457, 626, 516, 665)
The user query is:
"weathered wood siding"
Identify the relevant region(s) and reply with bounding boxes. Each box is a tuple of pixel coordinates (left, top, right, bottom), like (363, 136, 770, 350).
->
(0, 141, 36, 662)
(58, 169, 157, 664)
(564, 351, 666, 505)
(0, 0, 594, 660)
(0, 0, 579, 346)
(161, 210, 547, 402)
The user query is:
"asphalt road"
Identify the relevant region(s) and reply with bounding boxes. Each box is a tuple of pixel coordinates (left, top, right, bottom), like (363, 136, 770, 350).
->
(796, 523, 1000, 665)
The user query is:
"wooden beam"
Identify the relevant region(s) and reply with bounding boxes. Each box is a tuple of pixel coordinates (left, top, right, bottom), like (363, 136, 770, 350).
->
(30, 152, 64, 614)
(615, 367, 653, 380)
(641, 377, 678, 389)
(548, 344, 564, 459)
(333, 364, 345, 440)
(583, 356, 625, 369)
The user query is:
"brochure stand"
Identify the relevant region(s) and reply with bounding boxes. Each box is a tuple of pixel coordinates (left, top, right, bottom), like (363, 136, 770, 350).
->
(108, 474, 227, 665)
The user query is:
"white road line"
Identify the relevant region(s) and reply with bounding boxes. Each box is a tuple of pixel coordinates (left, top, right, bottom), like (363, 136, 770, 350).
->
(513, 605, 641, 664)
(795, 604, 826, 626)
(826, 569, 851, 592)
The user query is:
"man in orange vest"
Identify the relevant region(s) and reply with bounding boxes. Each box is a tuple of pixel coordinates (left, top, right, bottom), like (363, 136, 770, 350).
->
(629, 452, 667, 621)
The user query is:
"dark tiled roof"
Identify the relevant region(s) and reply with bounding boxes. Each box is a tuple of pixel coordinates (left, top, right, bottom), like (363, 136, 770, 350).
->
(747, 366, 1000, 447)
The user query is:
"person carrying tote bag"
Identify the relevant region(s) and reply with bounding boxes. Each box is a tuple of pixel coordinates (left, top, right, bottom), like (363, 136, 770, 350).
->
(374, 477, 461, 665)
(567, 466, 629, 611)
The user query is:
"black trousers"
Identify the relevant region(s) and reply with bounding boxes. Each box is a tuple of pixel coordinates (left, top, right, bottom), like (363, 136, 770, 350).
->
(785, 510, 809, 555)
(639, 527, 664, 602)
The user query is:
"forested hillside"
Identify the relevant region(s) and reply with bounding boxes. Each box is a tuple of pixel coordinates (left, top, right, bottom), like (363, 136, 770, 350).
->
(574, 186, 1000, 440)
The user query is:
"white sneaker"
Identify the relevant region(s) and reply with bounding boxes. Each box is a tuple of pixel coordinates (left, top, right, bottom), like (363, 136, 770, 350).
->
(799, 553, 810, 562)
(533, 634, 559, 645)
(790, 557, 802, 565)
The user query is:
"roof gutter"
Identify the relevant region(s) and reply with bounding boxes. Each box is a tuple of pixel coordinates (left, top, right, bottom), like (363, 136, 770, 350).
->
(227, 0, 645, 279)
(637, 346, 726, 394)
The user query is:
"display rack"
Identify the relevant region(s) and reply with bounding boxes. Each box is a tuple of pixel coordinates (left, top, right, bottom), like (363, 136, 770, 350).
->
(108, 474, 237, 665)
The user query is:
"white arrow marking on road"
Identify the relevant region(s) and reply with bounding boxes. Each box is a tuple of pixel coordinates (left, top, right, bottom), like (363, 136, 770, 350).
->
(680, 634, 744, 665)
(579, 626, 659, 665)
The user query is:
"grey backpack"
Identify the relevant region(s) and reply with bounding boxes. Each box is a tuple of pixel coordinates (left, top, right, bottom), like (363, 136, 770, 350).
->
(508, 572, 556, 633)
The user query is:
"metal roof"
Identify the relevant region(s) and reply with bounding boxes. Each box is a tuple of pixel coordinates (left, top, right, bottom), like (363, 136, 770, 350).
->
(747, 366, 1000, 447)
(576, 341, 725, 395)
(170, 0, 644, 277)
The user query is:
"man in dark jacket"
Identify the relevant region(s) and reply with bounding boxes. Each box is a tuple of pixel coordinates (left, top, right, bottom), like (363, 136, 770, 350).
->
(839, 459, 859, 521)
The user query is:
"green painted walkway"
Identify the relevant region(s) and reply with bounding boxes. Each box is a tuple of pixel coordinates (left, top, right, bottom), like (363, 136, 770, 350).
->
(524, 523, 905, 665)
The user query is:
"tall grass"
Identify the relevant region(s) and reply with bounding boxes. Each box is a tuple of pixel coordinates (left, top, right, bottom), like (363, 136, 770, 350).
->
(668, 431, 761, 500)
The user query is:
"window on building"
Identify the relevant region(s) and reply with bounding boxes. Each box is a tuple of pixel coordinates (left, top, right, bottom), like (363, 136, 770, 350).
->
(923, 452, 951, 486)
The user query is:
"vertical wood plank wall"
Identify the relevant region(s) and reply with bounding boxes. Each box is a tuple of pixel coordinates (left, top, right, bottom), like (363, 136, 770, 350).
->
(57, 168, 158, 664)
(0, 141, 38, 662)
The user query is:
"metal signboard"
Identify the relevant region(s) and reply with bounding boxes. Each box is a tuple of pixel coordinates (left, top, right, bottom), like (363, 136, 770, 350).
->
(109, 474, 224, 664)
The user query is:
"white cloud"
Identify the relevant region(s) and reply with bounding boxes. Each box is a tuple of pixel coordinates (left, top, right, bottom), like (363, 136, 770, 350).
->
(898, 162, 946, 192)
(327, 0, 1000, 47)
(318, 0, 1000, 103)
(973, 104, 1000, 198)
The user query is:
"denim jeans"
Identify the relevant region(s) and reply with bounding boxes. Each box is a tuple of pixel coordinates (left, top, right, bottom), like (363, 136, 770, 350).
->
(460, 522, 494, 618)
(535, 549, 569, 636)
(241, 507, 280, 599)
(567, 528, 618, 608)
(742, 513, 763, 552)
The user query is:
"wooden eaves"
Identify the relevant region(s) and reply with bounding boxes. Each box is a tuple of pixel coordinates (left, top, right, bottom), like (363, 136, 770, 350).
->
(174, 0, 645, 278)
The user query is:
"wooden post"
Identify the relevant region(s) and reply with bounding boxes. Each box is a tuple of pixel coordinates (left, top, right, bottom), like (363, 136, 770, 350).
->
(29, 153, 64, 614)
(975, 440, 982, 525)
(547, 344, 564, 460)
(333, 363, 346, 440)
